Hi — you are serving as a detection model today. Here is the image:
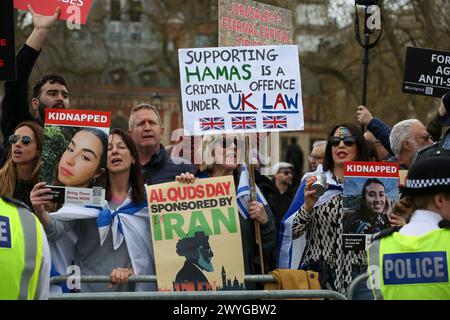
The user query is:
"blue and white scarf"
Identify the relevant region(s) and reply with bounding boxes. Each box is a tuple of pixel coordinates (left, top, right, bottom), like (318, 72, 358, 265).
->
(236, 164, 268, 219)
(49, 196, 156, 292)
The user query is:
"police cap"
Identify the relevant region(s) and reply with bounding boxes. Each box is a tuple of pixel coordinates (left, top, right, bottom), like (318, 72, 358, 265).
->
(401, 157, 450, 196)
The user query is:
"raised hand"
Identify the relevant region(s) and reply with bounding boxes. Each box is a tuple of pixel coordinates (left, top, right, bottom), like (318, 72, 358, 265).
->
(26, 5, 62, 51)
(356, 105, 374, 126)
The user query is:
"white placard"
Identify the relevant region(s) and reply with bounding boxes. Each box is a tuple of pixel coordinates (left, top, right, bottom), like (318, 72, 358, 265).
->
(179, 45, 303, 135)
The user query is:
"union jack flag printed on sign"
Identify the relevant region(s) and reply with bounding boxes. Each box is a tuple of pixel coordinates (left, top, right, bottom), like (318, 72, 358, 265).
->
(231, 116, 257, 130)
(200, 117, 225, 131)
(262, 116, 288, 129)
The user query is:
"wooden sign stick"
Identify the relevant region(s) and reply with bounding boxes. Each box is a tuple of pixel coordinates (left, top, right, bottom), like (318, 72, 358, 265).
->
(245, 135, 265, 274)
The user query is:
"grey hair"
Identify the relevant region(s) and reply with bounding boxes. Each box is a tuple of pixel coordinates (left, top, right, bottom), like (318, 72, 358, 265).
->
(389, 119, 420, 158)
(128, 103, 163, 129)
(312, 140, 327, 149)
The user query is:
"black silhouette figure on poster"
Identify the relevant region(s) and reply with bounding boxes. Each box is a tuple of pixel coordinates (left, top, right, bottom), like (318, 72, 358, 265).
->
(173, 231, 214, 291)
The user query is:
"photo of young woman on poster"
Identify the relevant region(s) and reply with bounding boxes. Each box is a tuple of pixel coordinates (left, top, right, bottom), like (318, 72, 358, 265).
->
(344, 178, 393, 234)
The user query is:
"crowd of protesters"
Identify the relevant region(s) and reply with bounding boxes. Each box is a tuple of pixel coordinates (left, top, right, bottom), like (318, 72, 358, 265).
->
(1, 7, 449, 300)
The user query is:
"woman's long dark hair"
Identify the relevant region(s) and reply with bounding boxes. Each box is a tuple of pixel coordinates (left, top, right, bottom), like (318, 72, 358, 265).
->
(106, 128, 145, 204)
(323, 123, 370, 172)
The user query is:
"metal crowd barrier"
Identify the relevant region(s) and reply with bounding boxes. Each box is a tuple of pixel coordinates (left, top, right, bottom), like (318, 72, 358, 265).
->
(49, 275, 348, 300)
(346, 273, 370, 300)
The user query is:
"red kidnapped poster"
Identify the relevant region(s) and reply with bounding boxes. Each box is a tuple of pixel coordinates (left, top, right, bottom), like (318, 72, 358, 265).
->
(14, 0, 93, 25)
(41, 109, 111, 206)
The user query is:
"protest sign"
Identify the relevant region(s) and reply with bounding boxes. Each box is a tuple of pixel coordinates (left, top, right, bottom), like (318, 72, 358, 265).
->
(0, 0, 16, 81)
(218, 0, 293, 47)
(14, 0, 93, 25)
(146, 176, 245, 291)
(402, 46, 450, 98)
(40, 109, 111, 206)
(343, 162, 400, 251)
(179, 45, 303, 135)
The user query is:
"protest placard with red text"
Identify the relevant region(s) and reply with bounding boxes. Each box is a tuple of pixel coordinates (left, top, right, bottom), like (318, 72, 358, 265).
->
(14, 0, 93, 25)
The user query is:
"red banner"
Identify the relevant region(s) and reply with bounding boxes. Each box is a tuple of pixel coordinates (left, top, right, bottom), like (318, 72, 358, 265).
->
(0, 0, 16, 80)
(344, 161, 399, 178)
(14, 0, 93, 25)
(45, 109, 111, 127)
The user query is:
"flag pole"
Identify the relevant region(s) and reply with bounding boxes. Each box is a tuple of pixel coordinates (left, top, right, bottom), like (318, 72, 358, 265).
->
(245, 135, 265, 274)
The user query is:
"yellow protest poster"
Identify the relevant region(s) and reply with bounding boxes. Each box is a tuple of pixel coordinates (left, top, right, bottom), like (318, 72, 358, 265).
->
(146, 176, 245, 291)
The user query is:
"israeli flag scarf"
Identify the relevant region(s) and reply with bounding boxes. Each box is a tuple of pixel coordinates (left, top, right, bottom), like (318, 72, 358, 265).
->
(49, 196, 156, 292)
(236, 164, 268, 219)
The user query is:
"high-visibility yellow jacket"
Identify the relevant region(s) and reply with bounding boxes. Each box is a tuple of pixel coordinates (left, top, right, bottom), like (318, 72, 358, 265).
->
(367, 228, 450, 300)
(0, 197, 44, 300)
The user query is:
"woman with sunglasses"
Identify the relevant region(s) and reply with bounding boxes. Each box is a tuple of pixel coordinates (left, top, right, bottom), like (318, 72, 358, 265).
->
(291, 123, 370, 294)
(31, 128, 155, 292)
(0, 121, 43, 208)
(177, 134, 277, 288)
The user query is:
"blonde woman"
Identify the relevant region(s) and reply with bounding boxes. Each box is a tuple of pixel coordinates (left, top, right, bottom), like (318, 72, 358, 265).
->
(196, 134, 277, 284)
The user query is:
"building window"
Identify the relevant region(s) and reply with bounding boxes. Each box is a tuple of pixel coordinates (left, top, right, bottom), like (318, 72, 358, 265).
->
(130, 0, 142, 22)
(194, 0, 211, 21)
(130, 32, 141, 42)
(195, 34, 213, 47)
(139, 70, 158, 87)
(109, 31, 121, 42)
(110, 0, 121, 21)
(109, 68, 128, 85)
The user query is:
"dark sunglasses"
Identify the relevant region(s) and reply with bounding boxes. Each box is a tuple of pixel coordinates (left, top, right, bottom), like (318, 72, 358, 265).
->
(329, 136, 356, 147)
(9, 134, 33, 145)
(418, 133, 432, 143)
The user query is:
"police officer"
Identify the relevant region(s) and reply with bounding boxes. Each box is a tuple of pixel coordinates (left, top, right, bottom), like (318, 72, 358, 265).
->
(367, 157, 450, 300)
(0, 197, 51, 299)
(416, 92, 450, 161)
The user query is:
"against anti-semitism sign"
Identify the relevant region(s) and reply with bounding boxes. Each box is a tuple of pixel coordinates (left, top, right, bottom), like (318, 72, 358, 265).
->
(218, 0, 293, 47)
(0, 0, 16, 81)
(14, 0, 93, 25)
(402, 46, 450, 98)
(179, 45, 303, 135)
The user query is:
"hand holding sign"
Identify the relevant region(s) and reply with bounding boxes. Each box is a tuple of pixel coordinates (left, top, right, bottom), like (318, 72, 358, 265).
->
(25, 5, 62, 51)
(14, 0, 93, 25)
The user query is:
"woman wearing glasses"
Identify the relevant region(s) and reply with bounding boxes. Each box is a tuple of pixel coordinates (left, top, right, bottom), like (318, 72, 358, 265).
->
(0, 121, 43, 208)
(291, 123, 370, 294)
